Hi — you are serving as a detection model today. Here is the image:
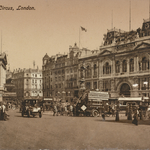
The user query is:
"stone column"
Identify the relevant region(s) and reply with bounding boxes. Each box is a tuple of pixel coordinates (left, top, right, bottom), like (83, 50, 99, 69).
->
(120, 61, 122, 73)
(78, 64, 81, 79)
(112, 58, 115, 76)
(111, 79, 115, 91)
(134, 56, 137, 72)
(99, 61, 103, 77)
(97, 61, 98, 78)
(91, 61, 94, 78)
(91, 81, 93, 89)
(127, 58, 130, 73)
(137, 56, 139, 71)
(99, 80, 103, 91)
(140, 78, 142, 90)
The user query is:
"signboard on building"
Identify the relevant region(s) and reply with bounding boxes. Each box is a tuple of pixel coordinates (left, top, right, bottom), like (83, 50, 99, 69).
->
(44, 98, 53, 101)
(88, 91, 109, 101)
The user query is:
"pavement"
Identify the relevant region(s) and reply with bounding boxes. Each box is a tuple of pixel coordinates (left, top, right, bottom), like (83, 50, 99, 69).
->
(0, 109, 150, 150)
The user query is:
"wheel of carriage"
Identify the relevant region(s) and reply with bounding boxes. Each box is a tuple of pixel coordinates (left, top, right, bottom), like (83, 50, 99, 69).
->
(92, 110, 99, 117)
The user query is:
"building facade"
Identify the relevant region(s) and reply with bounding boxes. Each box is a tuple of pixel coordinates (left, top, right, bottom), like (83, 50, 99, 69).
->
(79, 18, 150, 98)
(12, 67, 43, 101)
(43, 19, 150, 100)
(0, 52, 7, 102)
(42, 43, 91, 101)
(3, 70, 17, 103)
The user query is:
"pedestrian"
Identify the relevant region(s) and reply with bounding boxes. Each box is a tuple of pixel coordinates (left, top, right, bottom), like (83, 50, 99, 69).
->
(111, 105, 115, 117)
(64, 106, 68, 116)
(115, 102, 120, 121)
(101, 106, 105, 121)
(73, 103, 77, 116)
(53, 103, 58, 116)
(69, 104, 73, 116)
(132, 108, 139, 126)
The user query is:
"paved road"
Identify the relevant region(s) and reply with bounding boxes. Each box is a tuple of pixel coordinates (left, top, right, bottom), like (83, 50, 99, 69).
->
(0, 109, 150, 150)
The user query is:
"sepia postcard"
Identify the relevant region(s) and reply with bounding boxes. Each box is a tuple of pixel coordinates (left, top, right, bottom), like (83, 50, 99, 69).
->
(0, 0, 150, 150)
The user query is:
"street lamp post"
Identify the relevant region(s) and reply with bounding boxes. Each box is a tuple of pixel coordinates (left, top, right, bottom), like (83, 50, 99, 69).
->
(62, 91, 66, 101)
(68, 91, 70, 102)
(57, 91, 60, 101)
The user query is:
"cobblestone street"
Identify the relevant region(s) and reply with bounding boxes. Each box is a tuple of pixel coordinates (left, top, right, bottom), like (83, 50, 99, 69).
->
(0, 109, 150, 150)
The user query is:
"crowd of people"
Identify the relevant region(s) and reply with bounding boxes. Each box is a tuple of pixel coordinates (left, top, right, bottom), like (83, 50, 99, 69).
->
(43, 101, 76, 117)
(0, 102, 9, 121)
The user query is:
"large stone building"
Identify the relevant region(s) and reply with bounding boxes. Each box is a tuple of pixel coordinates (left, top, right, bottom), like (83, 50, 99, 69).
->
(12, 67, 43, 101)
(0, 52, 7, 102)
(79, 18, 150, 98)
(43, 18, 150, 100)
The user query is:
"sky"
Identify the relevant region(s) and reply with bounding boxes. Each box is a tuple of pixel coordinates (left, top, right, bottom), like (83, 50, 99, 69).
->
(0, 0, 150, 70)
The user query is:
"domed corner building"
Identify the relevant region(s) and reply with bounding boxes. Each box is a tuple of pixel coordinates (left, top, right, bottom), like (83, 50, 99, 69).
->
(78, 18, 150, 99)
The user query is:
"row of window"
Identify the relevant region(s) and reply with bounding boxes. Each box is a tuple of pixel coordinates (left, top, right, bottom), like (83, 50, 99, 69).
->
(26, 84, 42, 88)
(84, 78, 150, 92)
(55, 63, 65, 68)
(55, 83, 63, 88)
(32, 91, 42, 93)
(26, 74, 42, 77)
(55, 69, 65, 75)
(103, 57, 149, 74)
(55, 76, 65, 81)
(67, 81, 77, 88)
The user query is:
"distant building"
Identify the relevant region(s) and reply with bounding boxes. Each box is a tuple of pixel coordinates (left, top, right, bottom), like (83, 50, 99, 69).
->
(3, 70, 17, 103)
(12, 67, 43, 101)
(42, 43, 84, 102)
(0, 52, 7, 102)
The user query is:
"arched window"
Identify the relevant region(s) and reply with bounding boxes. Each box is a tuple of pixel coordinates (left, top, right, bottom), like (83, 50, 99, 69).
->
(130, 59, 134, 72)
(122, 60, 127, 72)
(142, 57, 149, 70)
(93, 64, 97, 76)
(103, 62, 111, 74)
(115, 61, 120, 73)
(86, 66, 91, 78)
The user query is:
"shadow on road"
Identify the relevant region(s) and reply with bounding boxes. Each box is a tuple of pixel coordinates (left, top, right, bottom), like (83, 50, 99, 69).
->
(14, 115, 40, 119)
(95, 118, 150, 126)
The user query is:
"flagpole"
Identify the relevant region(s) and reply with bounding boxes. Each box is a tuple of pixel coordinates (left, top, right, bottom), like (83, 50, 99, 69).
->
(79, 27, 80, 49)
(1, 30, 2, 54)
(129, 0, 131, 31)
(149, 0, 150, 20)
(111, 10, 113, 29)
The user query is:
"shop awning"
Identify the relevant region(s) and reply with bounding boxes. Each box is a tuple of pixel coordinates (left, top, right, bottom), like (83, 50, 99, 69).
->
(118, 97, 142, 101)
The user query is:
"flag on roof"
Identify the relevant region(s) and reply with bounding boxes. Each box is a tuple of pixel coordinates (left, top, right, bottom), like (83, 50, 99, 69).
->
(81, 26, 87, 32)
